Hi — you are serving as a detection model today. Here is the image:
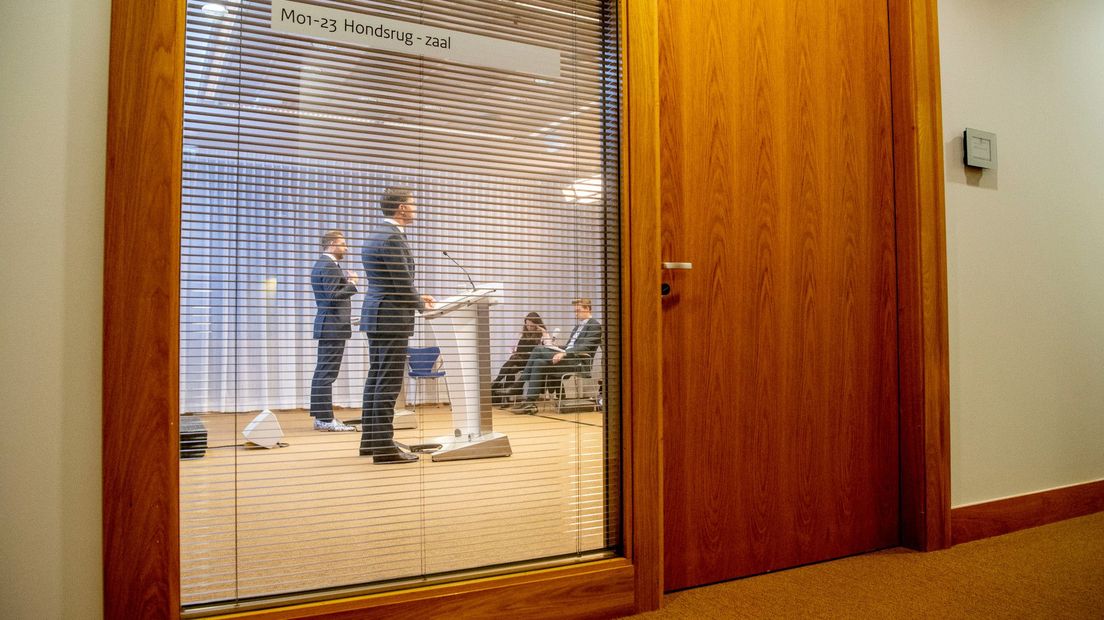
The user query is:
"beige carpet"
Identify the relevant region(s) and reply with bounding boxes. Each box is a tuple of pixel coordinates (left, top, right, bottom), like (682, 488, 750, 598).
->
(627, 511, 1104, 619)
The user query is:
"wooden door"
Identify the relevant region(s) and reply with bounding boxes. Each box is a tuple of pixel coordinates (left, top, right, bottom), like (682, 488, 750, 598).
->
(660, 0, 900, 591)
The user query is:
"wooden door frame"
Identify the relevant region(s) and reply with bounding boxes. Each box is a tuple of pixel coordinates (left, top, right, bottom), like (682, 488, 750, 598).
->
(101, 0, 944, 617)
(887, 0, 952, 553)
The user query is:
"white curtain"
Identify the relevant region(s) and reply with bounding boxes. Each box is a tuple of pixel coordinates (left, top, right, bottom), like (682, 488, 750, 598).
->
(180, 152, 608, 414)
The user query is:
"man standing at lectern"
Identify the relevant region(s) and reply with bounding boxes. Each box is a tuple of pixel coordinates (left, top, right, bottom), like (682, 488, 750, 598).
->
(310, 230, 358, 432)
(359, 187, 435, 463)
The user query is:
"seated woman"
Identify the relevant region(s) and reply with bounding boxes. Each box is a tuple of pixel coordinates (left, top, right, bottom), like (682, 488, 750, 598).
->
(508, 298, 602, 415)
(491, 312, 551, 405)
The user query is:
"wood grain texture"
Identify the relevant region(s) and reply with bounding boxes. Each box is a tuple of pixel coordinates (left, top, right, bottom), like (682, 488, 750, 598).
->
(623, 0, 664, 612)
(659, 0, 900, 591)
(888, 0, 952, 552)
(212, 561, 635, 620)
(103, 0, 184, 618)
(104, 0, 653, 617)
(951, 481, 1104, 545)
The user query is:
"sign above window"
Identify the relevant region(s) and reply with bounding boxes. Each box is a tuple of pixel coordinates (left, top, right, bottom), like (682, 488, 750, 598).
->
(271, 0, 562, 77)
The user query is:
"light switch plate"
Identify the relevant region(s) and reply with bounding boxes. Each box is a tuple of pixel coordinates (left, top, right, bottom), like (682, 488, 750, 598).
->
(964, 128, 996, 169)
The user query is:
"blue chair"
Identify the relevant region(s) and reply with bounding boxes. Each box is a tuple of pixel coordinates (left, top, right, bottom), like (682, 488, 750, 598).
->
(407, 346, 447, 407)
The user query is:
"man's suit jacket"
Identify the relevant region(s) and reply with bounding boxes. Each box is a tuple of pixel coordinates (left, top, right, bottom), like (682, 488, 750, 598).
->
(360, 223, 424, 339)
(563, 318, 602, 364)
(311, 255, 357, 340)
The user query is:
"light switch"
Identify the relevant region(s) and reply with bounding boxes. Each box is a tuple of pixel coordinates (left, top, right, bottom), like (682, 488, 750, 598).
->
(964, 128, 996, 169)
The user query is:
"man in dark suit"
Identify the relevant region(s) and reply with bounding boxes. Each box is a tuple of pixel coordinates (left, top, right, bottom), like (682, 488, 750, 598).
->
(359, 187, 435, 463)
(508, 298, 602, 415)
(310, 230, 358, 432)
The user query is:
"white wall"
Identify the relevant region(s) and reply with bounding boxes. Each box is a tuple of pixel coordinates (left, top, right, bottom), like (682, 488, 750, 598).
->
(0, 0, 108, 617)
(940, 1, 1104, 506)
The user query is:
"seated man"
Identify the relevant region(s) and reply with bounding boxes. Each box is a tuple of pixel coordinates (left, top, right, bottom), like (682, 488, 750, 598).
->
(508, 298, 602, 415)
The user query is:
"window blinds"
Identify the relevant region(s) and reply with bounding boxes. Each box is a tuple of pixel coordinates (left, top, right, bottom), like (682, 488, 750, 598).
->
(179, 0, 620, 612)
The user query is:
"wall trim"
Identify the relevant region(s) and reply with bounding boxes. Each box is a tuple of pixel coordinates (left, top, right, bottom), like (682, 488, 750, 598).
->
(951, 480, 1104, 545)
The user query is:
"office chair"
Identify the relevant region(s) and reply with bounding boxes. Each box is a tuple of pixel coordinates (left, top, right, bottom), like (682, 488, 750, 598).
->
(407, 346, 447, 407)
(554, 353, 601, 413)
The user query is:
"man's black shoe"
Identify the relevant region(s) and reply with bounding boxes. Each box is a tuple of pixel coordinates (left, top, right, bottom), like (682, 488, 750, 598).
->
(508, 397, 535, 409)
(373, 449, 419, 464)
(362, 445, 419, 464)
(510, 401, 538, 415)
(359, 440, 400, 456)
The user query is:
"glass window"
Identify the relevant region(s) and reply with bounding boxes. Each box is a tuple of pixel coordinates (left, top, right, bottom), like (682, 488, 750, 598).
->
(178, 0, 621, 613)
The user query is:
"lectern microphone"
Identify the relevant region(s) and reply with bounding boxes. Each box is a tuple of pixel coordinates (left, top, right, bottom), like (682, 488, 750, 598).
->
(442, 250, 476, 290)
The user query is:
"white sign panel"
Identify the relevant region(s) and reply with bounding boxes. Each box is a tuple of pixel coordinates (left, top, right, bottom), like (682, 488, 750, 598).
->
(271, 0, 561, 78)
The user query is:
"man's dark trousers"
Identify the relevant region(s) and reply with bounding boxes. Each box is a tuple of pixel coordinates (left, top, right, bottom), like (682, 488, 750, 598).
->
(519, 346, 581, 400)
(310, 339, 346, 420)
(360, 335, 407, 451)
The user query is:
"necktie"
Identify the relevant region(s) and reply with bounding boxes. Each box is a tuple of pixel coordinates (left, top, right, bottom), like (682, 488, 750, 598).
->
(566, 321, 584, 349)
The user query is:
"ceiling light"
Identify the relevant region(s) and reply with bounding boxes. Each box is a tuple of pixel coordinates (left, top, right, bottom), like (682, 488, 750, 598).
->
(201, 3, 229, 17)
(563, 176, 602, 203)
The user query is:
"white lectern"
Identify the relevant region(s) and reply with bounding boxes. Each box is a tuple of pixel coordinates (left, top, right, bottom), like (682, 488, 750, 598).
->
(421, 283, 512, 461)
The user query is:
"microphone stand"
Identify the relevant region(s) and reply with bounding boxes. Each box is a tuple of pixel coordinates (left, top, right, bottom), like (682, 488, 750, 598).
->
(442, 250, 476, 291)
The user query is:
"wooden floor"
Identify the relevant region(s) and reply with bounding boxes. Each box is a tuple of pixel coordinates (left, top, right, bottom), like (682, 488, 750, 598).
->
(180, 403, 613, 607)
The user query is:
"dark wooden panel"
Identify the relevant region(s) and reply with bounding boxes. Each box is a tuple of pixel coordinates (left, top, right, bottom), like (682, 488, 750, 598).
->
(660, 0, 900, 590)
(951, 481, 1104, 545)
(103, 0, 184, 618)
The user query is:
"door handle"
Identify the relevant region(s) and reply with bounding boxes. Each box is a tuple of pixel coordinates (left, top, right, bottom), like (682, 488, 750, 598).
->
(661, 262, 691, 298)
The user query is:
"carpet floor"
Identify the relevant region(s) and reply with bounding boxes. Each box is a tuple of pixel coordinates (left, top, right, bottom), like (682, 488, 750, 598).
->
(625, 511, 1104, 619)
